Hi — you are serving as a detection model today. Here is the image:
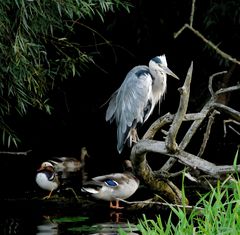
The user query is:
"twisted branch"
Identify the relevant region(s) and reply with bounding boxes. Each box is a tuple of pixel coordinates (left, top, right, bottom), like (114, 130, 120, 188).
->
(130, 61, 240, 205)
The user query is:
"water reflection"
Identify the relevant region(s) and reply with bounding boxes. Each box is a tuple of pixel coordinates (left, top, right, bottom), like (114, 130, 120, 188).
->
(0, 215, 37, 235)
(90, 222, 139, 235)
(37, 212, 140, 235)
(0, 211, 140, 235)
(36, 222, 58, 235)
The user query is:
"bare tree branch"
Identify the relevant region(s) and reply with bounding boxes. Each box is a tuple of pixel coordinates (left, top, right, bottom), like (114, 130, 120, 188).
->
(213, 103, 240, 121)
(166, 62, 193, 152)
(174, 0, 240, 65)
(190, 0, 196, 27)
(197, 110, 219, 158)
(129, 0, 240, 207)
(130, 60, 239, 204)
(223, 119, 240, 137)
(208, 71, 228, 97)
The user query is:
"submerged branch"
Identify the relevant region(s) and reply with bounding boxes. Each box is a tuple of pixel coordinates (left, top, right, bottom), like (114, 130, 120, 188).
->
(119, 198, 203, 212)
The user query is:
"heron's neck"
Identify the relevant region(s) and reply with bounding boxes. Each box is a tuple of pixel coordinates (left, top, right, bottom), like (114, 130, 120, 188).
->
(150, 70, 167, 104)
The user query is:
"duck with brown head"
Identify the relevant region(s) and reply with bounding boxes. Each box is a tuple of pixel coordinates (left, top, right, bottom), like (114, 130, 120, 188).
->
(81, 160, 139, 209)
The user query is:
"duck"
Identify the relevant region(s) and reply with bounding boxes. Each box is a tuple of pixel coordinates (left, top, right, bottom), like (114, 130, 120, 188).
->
(35, 161, 60, 199)
(81, 160, 140, 209)
(49, 147, 89, 179)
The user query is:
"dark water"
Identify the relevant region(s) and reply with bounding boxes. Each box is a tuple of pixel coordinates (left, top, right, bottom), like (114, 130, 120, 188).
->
(0, 210, 140, 234)
(0, 199, 141, 235)
(0, 154, 154, 234)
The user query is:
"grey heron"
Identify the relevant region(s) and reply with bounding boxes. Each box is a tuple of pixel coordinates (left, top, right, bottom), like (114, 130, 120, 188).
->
(106, 55, 179, 154)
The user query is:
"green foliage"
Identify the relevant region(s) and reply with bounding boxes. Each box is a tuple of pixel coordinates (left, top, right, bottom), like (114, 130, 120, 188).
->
(51, 215, 98, 233)
(52, 216, 89, 223)
(0, 0, 132, 147)
(134, 214, 174, 235)
(121, 151, 240, 234)
(123, 181, 240, 234)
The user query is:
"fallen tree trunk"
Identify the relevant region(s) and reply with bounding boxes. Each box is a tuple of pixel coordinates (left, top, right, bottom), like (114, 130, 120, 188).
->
(130, 62, 240, 205)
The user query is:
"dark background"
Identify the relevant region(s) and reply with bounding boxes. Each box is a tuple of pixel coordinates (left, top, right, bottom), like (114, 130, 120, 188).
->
(2, 0, 239, 197)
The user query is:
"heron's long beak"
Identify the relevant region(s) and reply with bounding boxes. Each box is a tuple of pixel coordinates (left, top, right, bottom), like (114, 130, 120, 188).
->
(163, 66, 179, 80)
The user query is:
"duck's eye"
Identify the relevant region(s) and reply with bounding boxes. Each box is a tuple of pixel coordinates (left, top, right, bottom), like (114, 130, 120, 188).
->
(105, 179, 118, 187)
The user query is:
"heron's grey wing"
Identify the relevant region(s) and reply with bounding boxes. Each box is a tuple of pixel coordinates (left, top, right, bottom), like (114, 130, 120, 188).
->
(106, 90, 119, 123)
(115, 65, 153, 152)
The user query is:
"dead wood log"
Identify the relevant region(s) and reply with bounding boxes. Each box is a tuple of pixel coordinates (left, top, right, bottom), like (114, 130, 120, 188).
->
(130, 61, 240, 205)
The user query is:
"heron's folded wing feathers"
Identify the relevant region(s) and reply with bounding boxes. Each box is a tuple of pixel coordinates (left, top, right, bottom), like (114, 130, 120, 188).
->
(115, 66, 153, 151)
(105, 90, 118, 122)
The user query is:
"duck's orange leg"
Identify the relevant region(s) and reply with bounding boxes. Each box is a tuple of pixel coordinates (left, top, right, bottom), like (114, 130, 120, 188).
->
(110, 211, 122, 223)
(43, 189, 53, 200)
(110, 200, 124, 209)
